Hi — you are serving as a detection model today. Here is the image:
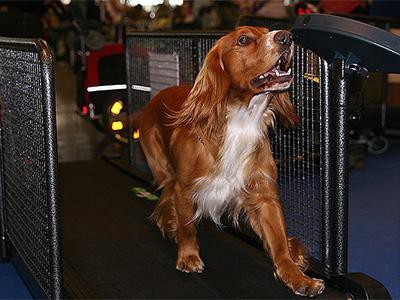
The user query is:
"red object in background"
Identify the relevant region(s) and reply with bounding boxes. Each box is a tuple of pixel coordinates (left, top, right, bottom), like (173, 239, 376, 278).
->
(83, 43, 124, 105)
(297, 7, 312, 16)
(82, 105, 89, 115)
(321, 0, 363, 14)
(295, 2, 315, 16)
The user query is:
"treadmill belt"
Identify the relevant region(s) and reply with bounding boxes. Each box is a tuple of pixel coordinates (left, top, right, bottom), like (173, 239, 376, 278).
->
(60, 160, 345, 299)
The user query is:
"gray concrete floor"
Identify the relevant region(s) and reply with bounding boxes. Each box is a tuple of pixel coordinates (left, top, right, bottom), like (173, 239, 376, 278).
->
(55, 62, 109, 163)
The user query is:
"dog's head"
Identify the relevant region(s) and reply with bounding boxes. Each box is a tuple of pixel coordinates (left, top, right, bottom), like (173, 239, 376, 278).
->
(219, 26, 294, 95)
(176, 26, 298, 136)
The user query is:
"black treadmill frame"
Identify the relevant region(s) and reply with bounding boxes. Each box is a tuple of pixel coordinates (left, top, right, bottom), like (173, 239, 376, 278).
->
(124, 30, 391, 298)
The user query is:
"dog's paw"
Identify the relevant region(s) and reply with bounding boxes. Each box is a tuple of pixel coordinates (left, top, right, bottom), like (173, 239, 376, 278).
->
(276, 259, 325, 297)
(292, 277, 325, 298)
(176, 254, 205, 273)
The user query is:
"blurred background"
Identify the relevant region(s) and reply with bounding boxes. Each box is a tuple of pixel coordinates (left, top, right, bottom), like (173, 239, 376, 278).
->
(0, 0, 399, 160)
(0, 0, 398, 299)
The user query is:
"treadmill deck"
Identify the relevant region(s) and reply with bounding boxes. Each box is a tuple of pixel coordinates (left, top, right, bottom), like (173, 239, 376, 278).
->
(60, 160, 346, 299)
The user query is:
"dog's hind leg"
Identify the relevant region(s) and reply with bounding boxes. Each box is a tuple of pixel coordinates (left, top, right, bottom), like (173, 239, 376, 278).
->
(140, 127, 178, 241)
(152, 181, 178, 242)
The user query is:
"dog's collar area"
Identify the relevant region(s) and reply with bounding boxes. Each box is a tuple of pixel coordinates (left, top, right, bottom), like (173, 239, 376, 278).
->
(248, 93, 270, 110)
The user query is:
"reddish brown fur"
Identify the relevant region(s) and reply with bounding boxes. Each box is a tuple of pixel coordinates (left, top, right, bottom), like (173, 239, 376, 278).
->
(139, 26, 325, 297)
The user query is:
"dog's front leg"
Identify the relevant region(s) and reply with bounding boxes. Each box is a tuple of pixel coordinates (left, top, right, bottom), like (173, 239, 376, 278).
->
(246, 185, 325, 297)
(174, 181, 205, 273)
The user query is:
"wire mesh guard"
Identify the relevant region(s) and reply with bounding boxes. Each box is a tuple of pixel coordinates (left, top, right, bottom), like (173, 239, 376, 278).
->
(0, 43, 57, 298)
(273, 45, 324, 261)
(127, 35, 326, 264)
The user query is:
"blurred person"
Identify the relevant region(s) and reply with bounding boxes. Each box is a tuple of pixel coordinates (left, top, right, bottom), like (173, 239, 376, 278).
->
(101, 0, 148, 29)
(192, 0, 215, 28)
(235, 0, 289, 19)
(194, 0, 239, 29)
(192, 0, 214, 18)
(148, 3, 173, 30)
(102, 0, 147, 24)
(102, 0, 126, 24)
(0, 0, 49, 37)
(172, 0, 200, 29)
(319, 0, 369, 14)
(370, 0, 400, 18)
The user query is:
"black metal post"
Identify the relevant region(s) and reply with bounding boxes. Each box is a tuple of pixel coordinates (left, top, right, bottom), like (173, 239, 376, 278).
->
(0, 74, 7, 262)
(125, 40, 135, 167)
(192, 38, 199, 84)
(39, 39, 63, 300)
(332, 59, 350, 275)
(320, 58, 334, 272)
(0, 162, 8, 261)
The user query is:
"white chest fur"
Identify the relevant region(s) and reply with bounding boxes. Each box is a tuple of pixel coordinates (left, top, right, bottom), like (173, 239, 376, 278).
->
(193, 94, 270, 224)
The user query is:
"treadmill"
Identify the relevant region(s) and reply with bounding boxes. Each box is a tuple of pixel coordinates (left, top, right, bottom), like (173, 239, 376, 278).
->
(0, 14, 398, 299)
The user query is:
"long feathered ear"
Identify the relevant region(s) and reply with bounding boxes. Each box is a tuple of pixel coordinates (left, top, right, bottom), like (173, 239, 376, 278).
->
(173, 42, 230, 137)
(270, 92, 300, 127)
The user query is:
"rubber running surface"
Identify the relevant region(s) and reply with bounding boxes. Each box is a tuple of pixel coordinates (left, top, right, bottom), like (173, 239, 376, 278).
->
(60, 160, 346, 299)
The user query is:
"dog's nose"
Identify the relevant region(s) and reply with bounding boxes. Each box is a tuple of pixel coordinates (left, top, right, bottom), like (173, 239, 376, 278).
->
(274, 31, 293, 46)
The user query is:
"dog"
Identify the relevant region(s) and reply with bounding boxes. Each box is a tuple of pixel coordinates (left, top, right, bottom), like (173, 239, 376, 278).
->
(139, 26, 325, 297)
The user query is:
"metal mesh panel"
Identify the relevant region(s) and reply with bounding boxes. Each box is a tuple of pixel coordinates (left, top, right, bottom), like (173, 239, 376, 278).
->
(272, 45, 324, 261)
(0, 39, 61, 299)
(127, 35, 221, 109)
(126, 33, 328, 266)
(149, 52, 179, 97)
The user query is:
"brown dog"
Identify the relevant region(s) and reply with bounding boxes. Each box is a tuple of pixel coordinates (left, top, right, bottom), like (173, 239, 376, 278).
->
(139, 26, 325, 297)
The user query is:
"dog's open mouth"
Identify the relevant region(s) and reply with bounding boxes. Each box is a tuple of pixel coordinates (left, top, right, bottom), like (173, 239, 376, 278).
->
(251, 51, 292, 90)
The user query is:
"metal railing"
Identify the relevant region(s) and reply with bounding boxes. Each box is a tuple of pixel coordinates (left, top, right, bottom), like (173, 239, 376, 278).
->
(0, 37, 62, 299)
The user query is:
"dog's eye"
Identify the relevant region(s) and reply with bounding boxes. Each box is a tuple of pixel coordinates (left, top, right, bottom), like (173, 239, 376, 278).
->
(237, 35, 252, 46)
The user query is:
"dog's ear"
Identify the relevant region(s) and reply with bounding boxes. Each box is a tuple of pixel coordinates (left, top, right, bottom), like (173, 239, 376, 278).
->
(270, 92, 300, 128)
(173, 41, 230, 137)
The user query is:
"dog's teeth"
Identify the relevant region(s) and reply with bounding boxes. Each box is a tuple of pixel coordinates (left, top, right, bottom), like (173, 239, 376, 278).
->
(259, 74, 265, 79)
(288, 68, 292, 75)
(275, 69, 279, 76)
